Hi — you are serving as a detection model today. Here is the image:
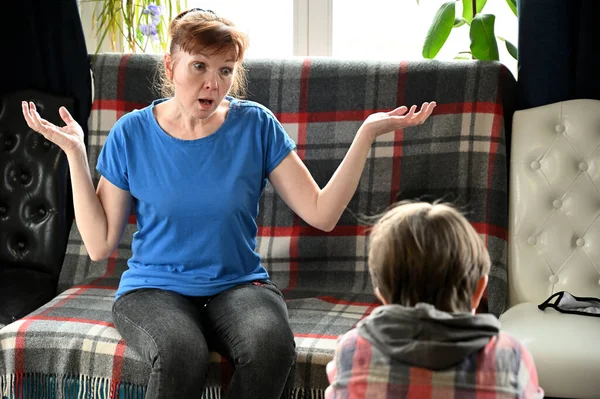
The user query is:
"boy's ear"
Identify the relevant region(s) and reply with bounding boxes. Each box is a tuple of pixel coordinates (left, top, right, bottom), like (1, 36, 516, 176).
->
(471, 274, 489, 312)
(375, 287, 389, 305)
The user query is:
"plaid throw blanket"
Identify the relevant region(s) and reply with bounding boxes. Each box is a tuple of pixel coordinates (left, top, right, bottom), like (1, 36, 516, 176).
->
(0, 54, 515, 398)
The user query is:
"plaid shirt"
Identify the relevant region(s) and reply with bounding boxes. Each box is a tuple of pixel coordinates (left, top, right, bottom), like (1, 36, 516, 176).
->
(326, 329, 544, 399)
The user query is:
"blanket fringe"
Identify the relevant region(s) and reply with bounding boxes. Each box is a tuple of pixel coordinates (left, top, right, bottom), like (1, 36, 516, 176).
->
(1, 373, 146, 399)
(1, 373, 325, 399)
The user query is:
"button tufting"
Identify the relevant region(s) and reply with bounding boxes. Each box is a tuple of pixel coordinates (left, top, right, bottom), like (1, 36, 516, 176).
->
(553, 199, 563, 209)
(579, 162, 588, 171)
(527, 236, 537, 245)
(17, 241, 26, 249)
(20, 173, 31, 185)
(3, 137, 14, 150)
(576, 237, 585, 247)
(555, 124, 566, 133)
(549, 275, 559, 284)
(43, 140, 51, 148)
(530, 161, 541, 170)
(38, 206, 46, 216)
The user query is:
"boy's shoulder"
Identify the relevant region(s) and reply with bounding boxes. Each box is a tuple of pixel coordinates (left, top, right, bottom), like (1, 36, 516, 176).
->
(487, 331, 530, 352)
(336, 327, 361, 348)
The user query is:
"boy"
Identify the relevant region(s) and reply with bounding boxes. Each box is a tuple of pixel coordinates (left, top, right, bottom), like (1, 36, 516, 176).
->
(325, 201, 543, 398)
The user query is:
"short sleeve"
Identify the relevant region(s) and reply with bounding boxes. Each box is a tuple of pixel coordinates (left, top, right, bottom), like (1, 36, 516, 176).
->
(96, 125, 129, 191)
(263, 111, 296, 178)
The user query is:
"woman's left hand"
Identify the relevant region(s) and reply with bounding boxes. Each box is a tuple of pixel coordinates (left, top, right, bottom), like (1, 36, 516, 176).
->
(360, 101, 437, 141)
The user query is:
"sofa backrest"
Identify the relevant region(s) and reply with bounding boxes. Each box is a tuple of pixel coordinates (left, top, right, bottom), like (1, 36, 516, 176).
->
(58, 53, 515, 316)
(509, 99, 600, 306)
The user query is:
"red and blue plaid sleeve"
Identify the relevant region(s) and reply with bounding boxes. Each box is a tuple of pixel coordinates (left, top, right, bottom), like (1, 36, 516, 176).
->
(518, 341, 545, 399)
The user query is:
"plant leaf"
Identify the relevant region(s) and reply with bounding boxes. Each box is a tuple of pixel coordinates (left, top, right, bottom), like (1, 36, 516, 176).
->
(462, 0, 488, 22)
(455, 53, 472, 60)
(470, 14, 499, 60)
(505, 39, 518, 59)
(454, 17, 468, 27)
(422, 1, 456, 59)
(505, 0, 517, 16)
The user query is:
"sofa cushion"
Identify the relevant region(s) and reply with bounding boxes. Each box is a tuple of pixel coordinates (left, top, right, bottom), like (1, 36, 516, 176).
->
(0, 273, 375, 395)
(500, 303, 600, 399)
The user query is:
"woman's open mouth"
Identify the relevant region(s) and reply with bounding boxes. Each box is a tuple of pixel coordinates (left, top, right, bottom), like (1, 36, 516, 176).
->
(198, 99, 213, 109)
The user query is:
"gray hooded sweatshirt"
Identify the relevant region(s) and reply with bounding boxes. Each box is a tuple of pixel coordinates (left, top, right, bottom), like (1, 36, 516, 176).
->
(357, 302, 501, 370)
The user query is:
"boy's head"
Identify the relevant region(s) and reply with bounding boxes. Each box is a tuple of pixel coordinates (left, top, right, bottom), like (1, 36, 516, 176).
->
(368, 201, 491, 313)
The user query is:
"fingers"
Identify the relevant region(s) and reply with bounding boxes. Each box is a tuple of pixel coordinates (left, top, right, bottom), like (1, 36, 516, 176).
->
(406, 105, 417, 117)
(21, 101, 35, 130)
(59, 106, 75, 125)
(389, 106, 408, 116)
(412, 101, 437, 125)
(22, 101, 49, 136)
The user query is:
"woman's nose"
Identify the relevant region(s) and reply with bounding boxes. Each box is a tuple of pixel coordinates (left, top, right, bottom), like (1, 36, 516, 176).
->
(204, 74, 218, 90)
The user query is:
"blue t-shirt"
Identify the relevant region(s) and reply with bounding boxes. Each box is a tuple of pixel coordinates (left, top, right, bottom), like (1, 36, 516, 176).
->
(96, 97, 296, 300)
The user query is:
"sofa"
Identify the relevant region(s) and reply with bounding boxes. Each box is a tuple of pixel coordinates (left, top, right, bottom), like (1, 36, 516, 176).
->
(500, 99, 600, 399)
(0, 54, 516, 398)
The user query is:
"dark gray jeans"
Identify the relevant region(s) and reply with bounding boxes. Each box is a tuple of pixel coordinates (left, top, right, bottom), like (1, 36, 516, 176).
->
(112, 281, 296, 399)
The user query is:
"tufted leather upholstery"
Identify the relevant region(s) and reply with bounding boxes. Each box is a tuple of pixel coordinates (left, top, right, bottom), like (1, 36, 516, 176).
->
(500, 99, 600, 398)
(0, 90, 73, 326)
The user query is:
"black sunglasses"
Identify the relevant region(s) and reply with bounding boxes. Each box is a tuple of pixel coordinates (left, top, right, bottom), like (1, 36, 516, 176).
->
(175, 8, 216, 20)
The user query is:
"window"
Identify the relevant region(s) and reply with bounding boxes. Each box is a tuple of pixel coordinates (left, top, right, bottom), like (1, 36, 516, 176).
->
(186, 0, 294, 58)
(331, 0, 518, 75)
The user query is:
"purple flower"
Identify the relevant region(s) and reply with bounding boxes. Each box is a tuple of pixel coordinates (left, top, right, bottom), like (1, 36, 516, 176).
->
(142, 3, 163, 16)
(139, 23, 158, 37)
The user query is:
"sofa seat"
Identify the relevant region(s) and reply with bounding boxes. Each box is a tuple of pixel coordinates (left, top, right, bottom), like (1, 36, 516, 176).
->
(0, 274, 378, 396)
(501, 303, 600, 398)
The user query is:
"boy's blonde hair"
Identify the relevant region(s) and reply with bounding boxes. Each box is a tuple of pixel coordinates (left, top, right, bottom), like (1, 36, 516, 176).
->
(368, 201, 491, 313)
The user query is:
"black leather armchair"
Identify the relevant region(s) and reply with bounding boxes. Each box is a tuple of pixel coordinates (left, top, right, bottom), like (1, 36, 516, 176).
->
(0, 90, 74, 326)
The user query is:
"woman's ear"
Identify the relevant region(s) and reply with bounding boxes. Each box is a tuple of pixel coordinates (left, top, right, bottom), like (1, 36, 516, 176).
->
(164, 53, 173, 80)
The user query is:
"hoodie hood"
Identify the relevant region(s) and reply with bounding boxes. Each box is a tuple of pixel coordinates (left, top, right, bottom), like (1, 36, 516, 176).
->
(357, 303, 501, 370)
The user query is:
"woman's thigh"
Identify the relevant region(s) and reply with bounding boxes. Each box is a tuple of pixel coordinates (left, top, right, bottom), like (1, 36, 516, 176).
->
(112, 288, 210, 366)
(202, 281, 296, 362)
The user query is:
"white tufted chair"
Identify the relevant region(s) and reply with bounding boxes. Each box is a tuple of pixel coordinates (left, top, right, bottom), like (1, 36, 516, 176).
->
(500, 99, 600, 399)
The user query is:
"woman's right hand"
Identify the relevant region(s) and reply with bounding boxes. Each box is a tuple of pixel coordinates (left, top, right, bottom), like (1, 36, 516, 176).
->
(22, 101, 85, 155)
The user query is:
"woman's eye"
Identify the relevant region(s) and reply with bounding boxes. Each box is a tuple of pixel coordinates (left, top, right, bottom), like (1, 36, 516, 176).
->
(221, 68, 232, 76)
(193, 63, 205, 70)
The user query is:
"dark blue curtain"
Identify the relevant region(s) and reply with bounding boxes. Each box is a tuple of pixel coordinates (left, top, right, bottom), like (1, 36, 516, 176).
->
(1, 0, 92, 138)
(517, 0, 600, 109)
(1, 0, 92, 252)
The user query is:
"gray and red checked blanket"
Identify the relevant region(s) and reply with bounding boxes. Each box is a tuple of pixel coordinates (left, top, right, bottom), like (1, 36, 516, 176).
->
(0, 54, 515, 398)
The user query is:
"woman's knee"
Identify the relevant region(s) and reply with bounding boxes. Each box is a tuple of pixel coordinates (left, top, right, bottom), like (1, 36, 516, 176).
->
(154, 330, 211, 371)
(236, 325, 296, 369)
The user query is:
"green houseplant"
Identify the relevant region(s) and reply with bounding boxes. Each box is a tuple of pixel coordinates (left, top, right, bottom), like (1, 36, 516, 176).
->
(82, 0, 187, 54)
(421, 0, 518, 61)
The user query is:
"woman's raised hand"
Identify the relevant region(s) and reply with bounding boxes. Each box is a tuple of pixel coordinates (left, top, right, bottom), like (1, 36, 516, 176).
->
(360, 101, 437, 141)
(22, 101, 85, 155)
